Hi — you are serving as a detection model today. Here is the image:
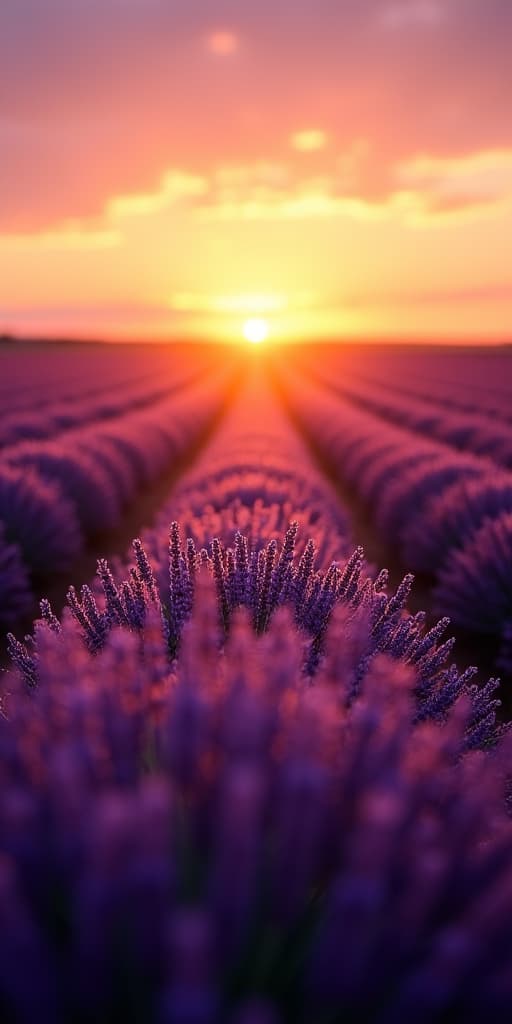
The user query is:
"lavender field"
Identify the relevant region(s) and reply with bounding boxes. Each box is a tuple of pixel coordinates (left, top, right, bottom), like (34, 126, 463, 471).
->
(1, 340, 512, 1022)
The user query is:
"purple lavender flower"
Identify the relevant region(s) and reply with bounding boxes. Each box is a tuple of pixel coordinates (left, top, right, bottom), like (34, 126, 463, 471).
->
(7, 520, 498, 752)
(0, 587, 511, 1021)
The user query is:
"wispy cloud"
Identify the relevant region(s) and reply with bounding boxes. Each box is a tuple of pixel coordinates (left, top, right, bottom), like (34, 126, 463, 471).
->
(3, 144, 510, 255)
(395, 148, 512, 218)
(107, 172, 209, 218)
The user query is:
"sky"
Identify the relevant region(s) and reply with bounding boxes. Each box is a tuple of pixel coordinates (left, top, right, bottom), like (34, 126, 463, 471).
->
(1, 0, 511, 342)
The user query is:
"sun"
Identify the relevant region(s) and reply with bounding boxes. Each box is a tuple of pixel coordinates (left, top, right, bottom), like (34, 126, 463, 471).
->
(243, 317, 269, 344)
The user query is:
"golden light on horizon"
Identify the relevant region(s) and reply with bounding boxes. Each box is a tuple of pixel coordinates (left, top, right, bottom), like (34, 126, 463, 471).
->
(243, 317, 269, 344)
(291, 129, 328, 152)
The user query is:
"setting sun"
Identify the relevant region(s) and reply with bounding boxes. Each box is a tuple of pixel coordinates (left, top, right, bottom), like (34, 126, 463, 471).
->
(243, 317, 269, 344)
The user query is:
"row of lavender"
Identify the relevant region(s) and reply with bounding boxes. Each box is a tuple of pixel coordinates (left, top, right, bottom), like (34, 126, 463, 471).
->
(296, 354, 512, 469)
(2, 376, 506, 1021)
(295, 344, 512, 426)
(0, 343, 217, 418)
(0, 344, 220, 460)
(0, 370, 205, 449)
(359, 370, 512, 429)
(0, 366, 236, 629)
(275, 364, 512, 672)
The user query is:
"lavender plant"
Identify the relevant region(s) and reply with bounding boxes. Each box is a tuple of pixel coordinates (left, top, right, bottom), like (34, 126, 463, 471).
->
(9, 521, 500, 749)
(0, 565, 510, 1022)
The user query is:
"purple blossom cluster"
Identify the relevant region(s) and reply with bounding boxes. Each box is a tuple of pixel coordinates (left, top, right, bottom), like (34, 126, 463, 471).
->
(0, 372, 234, 630)
(0, 564, 510, 1022)
(12, 518, 499, 742)
(276, 365, 512, 665)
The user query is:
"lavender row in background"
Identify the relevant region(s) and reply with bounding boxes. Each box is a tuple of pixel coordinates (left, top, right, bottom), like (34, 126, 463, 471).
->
(355, 371, 512, 428)
(275, 365, 512, 672)
(0, 343, 217, 412)
(0, 377, 195, 449)
(0, 368, 236, 631)
(0, 349, 218, 446)
(295, 344, 512, 426)
(321, 373, 512, 471)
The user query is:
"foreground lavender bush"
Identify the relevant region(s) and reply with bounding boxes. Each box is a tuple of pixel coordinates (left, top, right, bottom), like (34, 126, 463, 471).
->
(0, 540, 510, 1023)
(10, 521, 500, 746)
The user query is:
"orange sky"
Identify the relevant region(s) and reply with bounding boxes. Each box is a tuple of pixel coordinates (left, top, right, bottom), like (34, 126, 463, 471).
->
(1, 1, 511, 342)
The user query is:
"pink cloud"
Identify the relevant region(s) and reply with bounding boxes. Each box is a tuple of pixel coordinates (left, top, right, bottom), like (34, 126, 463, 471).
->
(0, 1, 511, 232)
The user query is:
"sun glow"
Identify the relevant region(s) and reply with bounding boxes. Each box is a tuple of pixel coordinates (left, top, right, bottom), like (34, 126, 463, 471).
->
(243, 317, 269, 344)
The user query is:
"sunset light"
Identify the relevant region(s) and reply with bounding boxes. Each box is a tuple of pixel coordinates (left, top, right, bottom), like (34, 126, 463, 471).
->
(1, 1, 511, 342)
(243, 317, 269, 344)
